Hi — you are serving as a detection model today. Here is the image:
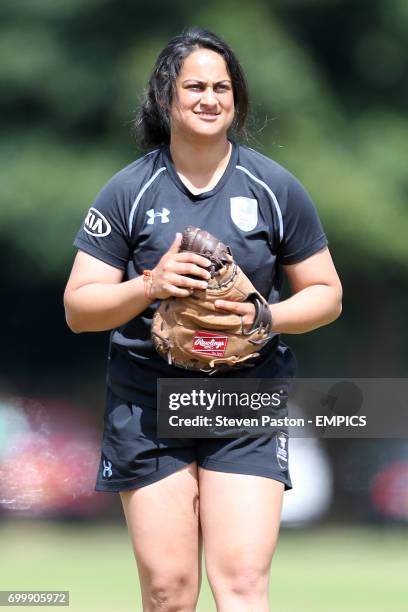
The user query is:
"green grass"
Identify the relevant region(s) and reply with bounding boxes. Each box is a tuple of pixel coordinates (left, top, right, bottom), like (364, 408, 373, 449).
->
(0, 521, 407, 611)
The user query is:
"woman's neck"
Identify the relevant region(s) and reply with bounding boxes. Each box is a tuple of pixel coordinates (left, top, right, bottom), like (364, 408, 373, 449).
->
(169, 135, 232, 192)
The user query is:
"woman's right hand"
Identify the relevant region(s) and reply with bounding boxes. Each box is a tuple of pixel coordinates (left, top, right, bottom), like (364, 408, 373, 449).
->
(150, 233, 212, 300)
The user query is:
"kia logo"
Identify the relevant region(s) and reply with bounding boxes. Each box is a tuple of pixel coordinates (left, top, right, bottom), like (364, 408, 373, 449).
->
(84, 207, 111, 237)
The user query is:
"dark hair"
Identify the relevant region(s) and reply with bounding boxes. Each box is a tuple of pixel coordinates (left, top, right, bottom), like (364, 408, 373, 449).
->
(135, 27, 250, 148)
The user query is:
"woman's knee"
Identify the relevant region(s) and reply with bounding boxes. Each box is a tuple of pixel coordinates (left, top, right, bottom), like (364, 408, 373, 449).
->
(209, 561, 270, 599)
(144, 570, 199, 611)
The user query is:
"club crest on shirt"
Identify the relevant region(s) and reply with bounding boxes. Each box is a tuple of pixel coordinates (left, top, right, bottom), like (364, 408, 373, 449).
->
(230, 197, 258, 231)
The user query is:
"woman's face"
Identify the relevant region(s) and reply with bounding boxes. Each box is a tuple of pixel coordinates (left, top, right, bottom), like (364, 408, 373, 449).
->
(170, 48, 235, 142)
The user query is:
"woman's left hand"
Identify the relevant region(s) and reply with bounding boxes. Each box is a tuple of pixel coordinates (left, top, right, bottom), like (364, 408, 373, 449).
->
(214, 299, 256, 326)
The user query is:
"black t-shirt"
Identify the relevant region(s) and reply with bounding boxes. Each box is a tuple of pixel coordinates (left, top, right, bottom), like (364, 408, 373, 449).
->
(73, 141, 328, 406)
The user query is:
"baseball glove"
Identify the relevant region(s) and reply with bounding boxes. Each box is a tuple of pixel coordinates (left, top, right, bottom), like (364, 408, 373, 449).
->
(151, 226, 274, 373)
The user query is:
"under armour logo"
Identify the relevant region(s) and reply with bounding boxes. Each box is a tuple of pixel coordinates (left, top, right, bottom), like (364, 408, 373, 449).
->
(146, 208, 170, 224)
(102, 460, 113, 478)
(278, 434, 287, 450)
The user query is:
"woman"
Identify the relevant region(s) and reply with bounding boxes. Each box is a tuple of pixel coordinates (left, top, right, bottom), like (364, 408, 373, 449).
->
(64, 27, 342, 612)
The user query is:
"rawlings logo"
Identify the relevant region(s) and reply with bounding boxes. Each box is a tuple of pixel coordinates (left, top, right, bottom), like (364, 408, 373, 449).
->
(192, 332, 228, 357)
(195, 338, 225, 350)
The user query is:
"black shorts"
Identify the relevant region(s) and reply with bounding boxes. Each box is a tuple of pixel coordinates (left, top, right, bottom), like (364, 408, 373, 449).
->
(95, 386, 292, 492)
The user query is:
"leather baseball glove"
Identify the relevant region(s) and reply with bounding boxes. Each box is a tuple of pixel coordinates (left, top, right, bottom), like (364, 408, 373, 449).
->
(151, 226, 274, 373)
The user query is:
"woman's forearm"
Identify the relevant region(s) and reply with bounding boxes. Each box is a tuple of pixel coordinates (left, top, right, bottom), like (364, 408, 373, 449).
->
(65, 276, 342, 335)
(64, 276, 152, 333)
(270, 284, 342, 334)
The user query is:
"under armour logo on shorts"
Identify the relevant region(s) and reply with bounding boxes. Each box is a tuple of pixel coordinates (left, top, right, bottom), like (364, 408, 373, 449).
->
(102, 459, 113, 479)
(146, 207, 170, 224)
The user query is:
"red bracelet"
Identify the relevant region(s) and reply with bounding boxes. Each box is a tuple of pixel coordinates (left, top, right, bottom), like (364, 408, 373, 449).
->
(143, 270, 154, 299)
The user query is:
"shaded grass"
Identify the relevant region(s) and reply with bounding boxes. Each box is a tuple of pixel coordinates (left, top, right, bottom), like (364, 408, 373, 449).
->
(0, 521, 407, 611)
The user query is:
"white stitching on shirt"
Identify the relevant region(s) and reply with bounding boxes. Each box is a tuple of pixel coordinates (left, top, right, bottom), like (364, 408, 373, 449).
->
(128, 167, 166, 236)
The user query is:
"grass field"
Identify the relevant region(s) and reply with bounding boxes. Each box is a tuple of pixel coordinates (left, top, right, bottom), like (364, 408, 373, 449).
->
(0, 520, 407, 611)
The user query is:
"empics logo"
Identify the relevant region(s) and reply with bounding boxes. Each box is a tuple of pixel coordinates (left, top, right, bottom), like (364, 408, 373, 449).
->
(192, 331, 228, 357)
(84, 207, 111, 237)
